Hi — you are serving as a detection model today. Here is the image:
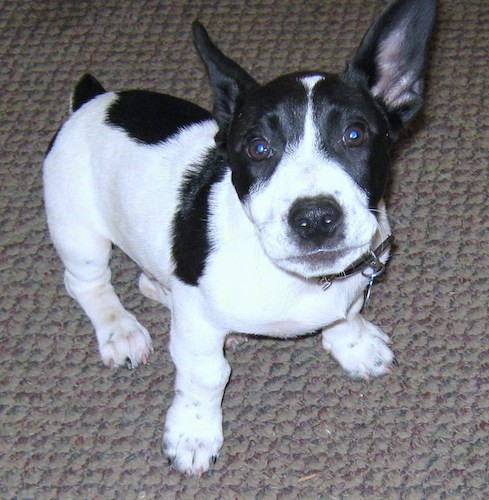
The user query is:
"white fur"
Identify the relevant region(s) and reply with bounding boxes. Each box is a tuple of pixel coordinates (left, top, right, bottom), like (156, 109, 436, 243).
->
(44, 81, 392, 476)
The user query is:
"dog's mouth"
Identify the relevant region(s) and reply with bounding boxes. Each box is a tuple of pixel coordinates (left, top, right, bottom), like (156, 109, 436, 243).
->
(288, 249, 347, 267)
(281, 247, 360, 275)
(278, 242, 375, 278)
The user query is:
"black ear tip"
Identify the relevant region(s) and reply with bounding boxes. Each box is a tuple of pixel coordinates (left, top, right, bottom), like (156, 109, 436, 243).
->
(192, 19, 202, 31)
(192, 20, 209, 45)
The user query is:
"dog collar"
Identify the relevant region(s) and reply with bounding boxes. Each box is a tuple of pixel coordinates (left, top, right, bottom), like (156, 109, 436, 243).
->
(318, 235, 394, 291)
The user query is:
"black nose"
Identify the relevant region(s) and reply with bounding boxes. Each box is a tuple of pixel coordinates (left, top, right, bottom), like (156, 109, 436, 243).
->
(288, 197, 343, 244)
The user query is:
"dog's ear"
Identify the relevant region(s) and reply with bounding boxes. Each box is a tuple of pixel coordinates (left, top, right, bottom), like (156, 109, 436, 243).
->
(346, 0, 436, 133)
(193, 22, 259, 142)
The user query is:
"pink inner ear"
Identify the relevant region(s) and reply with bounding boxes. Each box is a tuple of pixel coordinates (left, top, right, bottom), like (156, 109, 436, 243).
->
(371, 21, 417, 109)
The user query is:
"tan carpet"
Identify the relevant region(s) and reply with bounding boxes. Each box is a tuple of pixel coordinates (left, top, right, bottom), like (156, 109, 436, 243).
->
(1, 0, 488, 497)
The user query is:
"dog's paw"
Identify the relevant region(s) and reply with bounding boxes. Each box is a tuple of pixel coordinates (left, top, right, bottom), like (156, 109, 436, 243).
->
(97, 312, 153, 369)
(322, 319, 394, 380)
(163, 399, 223, 476)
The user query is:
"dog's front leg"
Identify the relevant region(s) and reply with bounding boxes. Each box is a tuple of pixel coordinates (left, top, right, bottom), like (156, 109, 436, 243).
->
(321, 295, 394, 380)
(163, 291, 230, 476)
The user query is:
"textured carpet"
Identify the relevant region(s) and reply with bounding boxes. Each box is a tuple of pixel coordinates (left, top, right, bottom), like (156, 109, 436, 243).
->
(1, 0, 488, 497)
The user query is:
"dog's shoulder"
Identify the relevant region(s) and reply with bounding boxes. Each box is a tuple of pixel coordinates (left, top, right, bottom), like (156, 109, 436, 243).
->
(172, 150, 228, 286)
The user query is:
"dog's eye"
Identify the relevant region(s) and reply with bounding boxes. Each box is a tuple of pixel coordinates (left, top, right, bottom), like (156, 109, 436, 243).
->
(247, 138, 272, 161)
(342, 123, 367, 147)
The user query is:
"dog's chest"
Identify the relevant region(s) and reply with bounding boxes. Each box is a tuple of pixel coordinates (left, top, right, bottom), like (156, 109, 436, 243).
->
(202, 242, 366, 337)
(193, 172, 368, 337)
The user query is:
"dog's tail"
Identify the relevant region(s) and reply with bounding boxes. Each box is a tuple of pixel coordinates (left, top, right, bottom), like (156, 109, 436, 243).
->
(71, 74, 106, 112)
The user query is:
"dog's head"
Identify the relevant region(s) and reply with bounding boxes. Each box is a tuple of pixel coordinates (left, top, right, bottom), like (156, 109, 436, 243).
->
(193, 0, 435, 278)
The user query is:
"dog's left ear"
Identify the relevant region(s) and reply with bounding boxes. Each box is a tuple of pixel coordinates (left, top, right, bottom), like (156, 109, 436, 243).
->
(193, 22, 259, 149)
(346, 0, 436, 133)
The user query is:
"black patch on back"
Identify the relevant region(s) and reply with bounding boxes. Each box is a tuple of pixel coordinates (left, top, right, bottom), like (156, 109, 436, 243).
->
(107, 90, 212, 144)
(172, 150, 228, 286)
(72, 74, 106, 112)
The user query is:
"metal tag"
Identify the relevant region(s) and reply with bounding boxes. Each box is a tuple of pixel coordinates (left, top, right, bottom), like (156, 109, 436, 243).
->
(318, 276, 333, 291)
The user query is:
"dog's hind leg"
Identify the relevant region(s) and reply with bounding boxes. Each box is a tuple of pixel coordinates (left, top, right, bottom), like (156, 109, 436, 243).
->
(138, 272, 172, 309)
(52, 226, 153, 369)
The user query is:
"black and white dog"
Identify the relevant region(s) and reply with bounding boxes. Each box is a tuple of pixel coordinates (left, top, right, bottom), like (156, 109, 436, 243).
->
(44, 0, 435, 476)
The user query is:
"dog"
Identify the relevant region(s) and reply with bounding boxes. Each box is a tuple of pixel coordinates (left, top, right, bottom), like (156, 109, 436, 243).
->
(43, 0, 436, 476)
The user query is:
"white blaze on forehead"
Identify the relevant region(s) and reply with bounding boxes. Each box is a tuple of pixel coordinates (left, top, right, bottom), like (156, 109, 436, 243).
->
(286, 75, 325, 162)
(300, 74, 325, 93)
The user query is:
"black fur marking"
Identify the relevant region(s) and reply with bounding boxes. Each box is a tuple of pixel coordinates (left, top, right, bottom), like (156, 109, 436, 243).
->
(107, 91, 212, 144)
(72, 74, 106, 112)
(312, 74, 391, 207)
(172, 150, 227, 286)
(227, 74, 308, 200)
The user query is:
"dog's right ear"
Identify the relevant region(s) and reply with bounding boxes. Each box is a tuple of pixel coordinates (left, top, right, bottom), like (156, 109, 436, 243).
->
(192, 22, 259, 143)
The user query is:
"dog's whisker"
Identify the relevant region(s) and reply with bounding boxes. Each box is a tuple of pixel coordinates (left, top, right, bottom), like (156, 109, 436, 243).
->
(371, 208, 405, 229)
